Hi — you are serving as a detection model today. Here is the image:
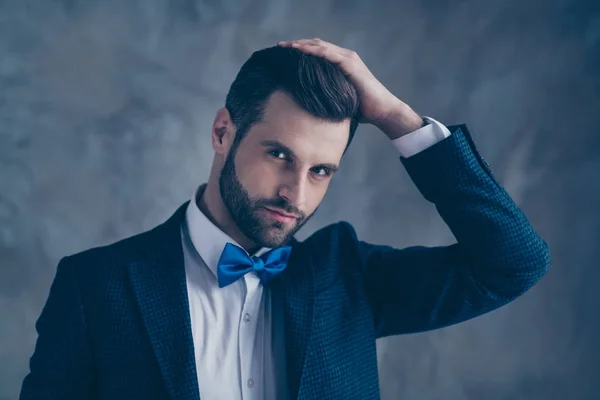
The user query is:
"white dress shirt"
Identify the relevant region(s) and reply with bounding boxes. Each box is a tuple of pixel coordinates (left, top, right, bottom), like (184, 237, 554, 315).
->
(180, 117, 451, 400)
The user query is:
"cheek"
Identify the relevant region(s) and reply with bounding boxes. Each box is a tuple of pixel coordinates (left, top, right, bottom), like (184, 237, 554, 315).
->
(235, 159, 280, 196)
(306, 182, 330, 213)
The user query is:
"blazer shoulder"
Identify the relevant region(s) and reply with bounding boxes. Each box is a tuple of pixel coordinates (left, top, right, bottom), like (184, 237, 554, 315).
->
(65, 229, 148, 264)
(300, 221, 362, 271)
(301, 220, 359, 250)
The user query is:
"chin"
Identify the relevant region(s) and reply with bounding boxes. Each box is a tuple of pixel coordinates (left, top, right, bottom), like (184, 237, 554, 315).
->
(245, 211, 302, 248)
(257, 231, 290, 248)
(255, 225, 295, 248)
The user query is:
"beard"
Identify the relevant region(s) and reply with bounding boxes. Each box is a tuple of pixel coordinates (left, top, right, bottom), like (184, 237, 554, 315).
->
(219, 144, 315, 248)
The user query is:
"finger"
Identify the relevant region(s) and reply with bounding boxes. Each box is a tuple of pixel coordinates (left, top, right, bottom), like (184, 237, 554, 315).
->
(279, 38, 320, 44)
(278, 38, 352, 58)
(287, 42, 346, 64)
(278, 38, 330, 49)
(298, 38, 350, 54)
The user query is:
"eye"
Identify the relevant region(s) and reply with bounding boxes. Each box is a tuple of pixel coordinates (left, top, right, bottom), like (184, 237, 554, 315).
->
(268, 149, 289, 160)
(311, 166, 332, 177)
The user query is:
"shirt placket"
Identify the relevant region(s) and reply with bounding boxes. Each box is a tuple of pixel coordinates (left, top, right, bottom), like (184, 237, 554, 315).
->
(239, 273, 263, 399)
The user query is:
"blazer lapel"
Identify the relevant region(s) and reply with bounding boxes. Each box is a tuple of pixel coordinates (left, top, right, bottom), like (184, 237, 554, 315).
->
(272, 239, 316, 400)
(128, 202, 200, 400)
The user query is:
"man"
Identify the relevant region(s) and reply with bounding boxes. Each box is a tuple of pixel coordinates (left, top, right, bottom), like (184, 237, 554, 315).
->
(20, 38, 550, 400)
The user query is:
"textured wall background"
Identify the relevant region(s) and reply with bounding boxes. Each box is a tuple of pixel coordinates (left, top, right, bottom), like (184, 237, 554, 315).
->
(1, 0, 599, 399)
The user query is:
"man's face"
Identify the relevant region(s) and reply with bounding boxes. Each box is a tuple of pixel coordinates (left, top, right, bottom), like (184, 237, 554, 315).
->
(219, 91, 350, 248)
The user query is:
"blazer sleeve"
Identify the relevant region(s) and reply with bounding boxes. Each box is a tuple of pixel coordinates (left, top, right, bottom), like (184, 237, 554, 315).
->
(353, 124, 551, 338)
(20, 257, 96, 399)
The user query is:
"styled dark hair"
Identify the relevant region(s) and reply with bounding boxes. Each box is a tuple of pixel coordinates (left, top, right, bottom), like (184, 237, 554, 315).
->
(225, 46, 361, 152)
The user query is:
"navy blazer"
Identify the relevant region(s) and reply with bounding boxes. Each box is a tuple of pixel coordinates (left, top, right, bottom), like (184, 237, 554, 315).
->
(20, 124, 551, 400)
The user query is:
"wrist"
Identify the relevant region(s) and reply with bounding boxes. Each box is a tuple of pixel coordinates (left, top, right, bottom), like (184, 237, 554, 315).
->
(375, 101, 425, 140)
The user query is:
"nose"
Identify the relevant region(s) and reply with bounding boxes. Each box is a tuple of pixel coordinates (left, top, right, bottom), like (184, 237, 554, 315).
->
(277, 173, 307, 210)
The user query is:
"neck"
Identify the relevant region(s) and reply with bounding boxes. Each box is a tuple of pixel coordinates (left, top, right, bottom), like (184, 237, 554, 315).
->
(196, 180, 259, 253)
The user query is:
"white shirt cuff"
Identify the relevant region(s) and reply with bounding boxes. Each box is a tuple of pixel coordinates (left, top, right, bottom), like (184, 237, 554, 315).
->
(391, 116, 452, 158)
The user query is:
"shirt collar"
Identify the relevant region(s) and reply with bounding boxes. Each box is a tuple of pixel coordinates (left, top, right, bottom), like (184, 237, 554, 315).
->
(184, 184, 270, 277)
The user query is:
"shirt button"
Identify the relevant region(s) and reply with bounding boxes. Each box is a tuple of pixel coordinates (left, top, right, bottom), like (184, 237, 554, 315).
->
(243, 313, 251, 322)
(247, 378, 254, 388)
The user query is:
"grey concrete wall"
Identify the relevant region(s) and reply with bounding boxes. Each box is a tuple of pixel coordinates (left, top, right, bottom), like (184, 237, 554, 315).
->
(1, 0, 599, 399)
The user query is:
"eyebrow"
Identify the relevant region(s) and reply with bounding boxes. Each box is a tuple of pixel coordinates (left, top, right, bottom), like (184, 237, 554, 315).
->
(260, 139, 339, 172)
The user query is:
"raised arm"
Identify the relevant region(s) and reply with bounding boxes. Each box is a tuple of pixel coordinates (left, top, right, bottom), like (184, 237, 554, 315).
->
(352, 124, 550, 337)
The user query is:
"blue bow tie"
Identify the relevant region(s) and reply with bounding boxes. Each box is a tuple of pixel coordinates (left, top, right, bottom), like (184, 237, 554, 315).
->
(216, 242, 292, 288)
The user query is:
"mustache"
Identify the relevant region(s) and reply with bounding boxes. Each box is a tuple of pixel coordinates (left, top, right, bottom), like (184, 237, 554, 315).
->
(255, 198, 305, 219)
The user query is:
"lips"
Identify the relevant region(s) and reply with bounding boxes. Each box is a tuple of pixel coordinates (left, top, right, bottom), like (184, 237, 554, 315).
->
(262, 207, 298, 223)
(264, 207, 297, 218)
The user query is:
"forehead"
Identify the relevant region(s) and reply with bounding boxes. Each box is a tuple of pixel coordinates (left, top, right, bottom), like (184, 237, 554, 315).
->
(244, 91, 351, 162)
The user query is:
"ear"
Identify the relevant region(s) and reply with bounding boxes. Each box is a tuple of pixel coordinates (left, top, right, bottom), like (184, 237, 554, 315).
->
(211, 107, 236, 155)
